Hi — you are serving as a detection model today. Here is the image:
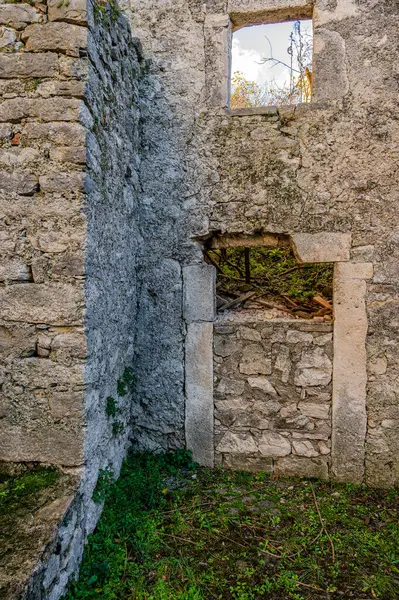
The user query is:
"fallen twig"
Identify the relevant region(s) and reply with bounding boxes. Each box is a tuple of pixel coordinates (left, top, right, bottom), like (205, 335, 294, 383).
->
(159, 533, 197, 545)
(219, 291, 255, 311)
(313, 295, 333, 310)
(296, 581, 328, 592)
(311, 487, 335, 563)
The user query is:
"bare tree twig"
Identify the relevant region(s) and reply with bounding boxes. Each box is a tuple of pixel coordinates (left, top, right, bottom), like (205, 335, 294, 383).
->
(311, 487, 335, 563)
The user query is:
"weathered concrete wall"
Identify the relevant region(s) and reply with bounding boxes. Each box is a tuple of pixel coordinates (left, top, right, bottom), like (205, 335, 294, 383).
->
(214, 314, 333, 479)
(0, 0, 143, 596)
(128, 0, 399, 487)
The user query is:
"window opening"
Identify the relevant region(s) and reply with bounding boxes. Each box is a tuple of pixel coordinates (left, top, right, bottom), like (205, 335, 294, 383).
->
(205, 245, 333, 319)
(230, 20, 313, 109)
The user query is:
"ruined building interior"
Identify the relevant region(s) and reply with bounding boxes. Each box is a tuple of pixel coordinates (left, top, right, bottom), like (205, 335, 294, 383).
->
(0, 0, 398, 597)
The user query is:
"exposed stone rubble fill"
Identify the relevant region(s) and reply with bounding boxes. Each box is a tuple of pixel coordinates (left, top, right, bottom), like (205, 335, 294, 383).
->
(214, 314, 332, 480)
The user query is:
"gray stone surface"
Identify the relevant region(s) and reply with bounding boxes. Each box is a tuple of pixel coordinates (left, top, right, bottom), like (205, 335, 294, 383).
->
(331, 262, 370, 483)
(291, 233, 351, 263)
(185, 322, 214, 466)
(183, 264, 216, 323)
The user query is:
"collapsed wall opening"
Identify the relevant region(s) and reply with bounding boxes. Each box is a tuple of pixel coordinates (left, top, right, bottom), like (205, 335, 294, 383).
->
(204, 235, 333, 321)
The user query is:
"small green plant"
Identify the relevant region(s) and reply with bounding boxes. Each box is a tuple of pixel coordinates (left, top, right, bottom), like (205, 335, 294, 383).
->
(25, 78, 41, 93)
(105, 396, 117, 418)
(92, 467, 114, 504)
(117, 366, 136, 397)
(112, 421, 124, 436)
(93, 0, 121, 25)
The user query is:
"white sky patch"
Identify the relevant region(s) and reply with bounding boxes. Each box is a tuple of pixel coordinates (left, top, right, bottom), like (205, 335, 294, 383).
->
(231, 38, 263, 83)
(231, 21, 313, 89)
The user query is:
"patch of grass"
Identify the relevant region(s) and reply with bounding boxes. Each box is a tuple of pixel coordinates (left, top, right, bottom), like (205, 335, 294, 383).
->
(65, 452, 399, 600)
(0, 466, 59, 515)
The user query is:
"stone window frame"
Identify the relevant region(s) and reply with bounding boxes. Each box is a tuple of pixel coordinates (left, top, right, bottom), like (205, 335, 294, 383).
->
(204, 0, 348, 112)
(183, 232, 373, 484)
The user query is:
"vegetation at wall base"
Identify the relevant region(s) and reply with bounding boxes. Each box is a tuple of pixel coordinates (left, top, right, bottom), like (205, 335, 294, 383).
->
(65, 451, 399, 599)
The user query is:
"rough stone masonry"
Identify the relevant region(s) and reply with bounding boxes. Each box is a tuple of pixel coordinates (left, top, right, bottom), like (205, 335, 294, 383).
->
(0, 0, 398, 597)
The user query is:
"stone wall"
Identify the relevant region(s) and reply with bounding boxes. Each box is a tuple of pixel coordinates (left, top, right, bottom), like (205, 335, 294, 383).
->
(0, 0, 144, 597)
(214, 313, 333, 479)
(129, 0, 399, 488)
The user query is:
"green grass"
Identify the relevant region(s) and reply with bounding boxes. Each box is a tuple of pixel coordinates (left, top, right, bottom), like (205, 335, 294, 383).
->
(65, 452, 399, 600)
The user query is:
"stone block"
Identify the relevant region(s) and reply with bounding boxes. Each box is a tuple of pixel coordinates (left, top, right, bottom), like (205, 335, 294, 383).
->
(185, 322, 214, 466)
(214, 335, 236, 357)
(291, 233, 351, 263)
(332, 263, 368, 483)
(204, 12, 231, 108)
(0, 53, 59, 78)
(0, 258, 31, 282)
(51, 330, 86, 358)
(298, 402, 330, 420)
(313, 333, 333, 346)
(312, 29, 349, 101)
(286, 330, 313, 344)
(0, 283, 83, 325)
(0, 324, 36, 358)
(183, 264, 215, 323)
(50, 147, 86, 165)
(217, 431, 257, 454)
(22, 122, 86, 145)
(0, 98, 82, 123)
(52, 252, 85, 278)
(247, 376, 277, 395)
(1, 34, 19, 53)
(36, 80, 86, 99)
(294, 347, 332, 387)
(48, 0, 87, 25)
(274, 345, 291, 383)
(0, 423, 84, 465)
(22, 22, 88, 58)
(39, 172, 85, 193)
(223, 454, 273, 473)
(13, 358, 84, 388)
(238, 326, 261, 341)
(258, 432, 291, 457)
(335, 262, 373, 281)
(239, 344, 271, 375)
(0, 4, 43, 27)
(292, 440, 319, 458)
(275, 456, 329, 480)
(17, 173, 40, 196)
(228, 0, 313, 29)
(28, 223, 85, 253)
(50, 391, 83, 419)
(59, 55, 88, 79)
